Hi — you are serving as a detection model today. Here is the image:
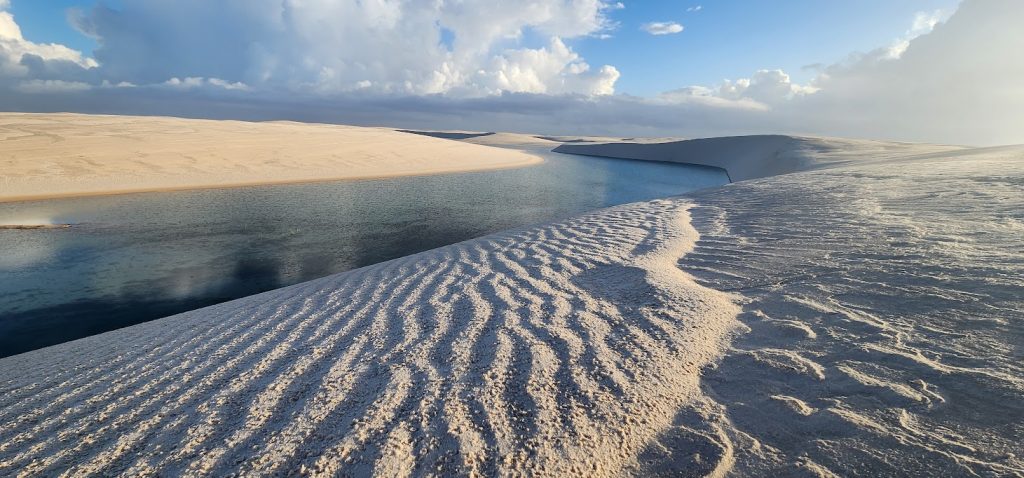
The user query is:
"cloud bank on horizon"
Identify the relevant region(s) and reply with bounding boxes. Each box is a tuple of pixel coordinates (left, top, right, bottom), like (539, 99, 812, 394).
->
(1, 0, 1022, 146)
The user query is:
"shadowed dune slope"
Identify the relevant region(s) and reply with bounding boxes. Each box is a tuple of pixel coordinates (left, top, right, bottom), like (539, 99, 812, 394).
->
(554, 135, 964, 181)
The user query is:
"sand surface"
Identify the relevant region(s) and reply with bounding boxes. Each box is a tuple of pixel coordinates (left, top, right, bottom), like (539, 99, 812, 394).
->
(639, 145, 1024, 476)
(0, 114, 541, 203)
(1, 127, 1022, 476)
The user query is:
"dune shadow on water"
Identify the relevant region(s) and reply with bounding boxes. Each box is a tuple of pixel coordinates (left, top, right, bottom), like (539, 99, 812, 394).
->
(396, 130, 495, 140)
(0, 218, 505, 358)
(0, 253, 286, 358)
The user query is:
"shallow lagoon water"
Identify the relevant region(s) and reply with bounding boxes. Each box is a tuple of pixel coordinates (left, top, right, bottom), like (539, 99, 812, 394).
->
(0, 151, 727, 356)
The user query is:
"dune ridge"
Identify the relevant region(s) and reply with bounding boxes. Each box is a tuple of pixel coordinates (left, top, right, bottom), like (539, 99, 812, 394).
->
(0, 199, 740, 476)
(0, 114, 541, 203)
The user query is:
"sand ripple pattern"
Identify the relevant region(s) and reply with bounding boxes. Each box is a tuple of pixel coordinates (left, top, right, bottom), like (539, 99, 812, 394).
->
(0, 199, 739, 477)
(636, 147, 1024, 476)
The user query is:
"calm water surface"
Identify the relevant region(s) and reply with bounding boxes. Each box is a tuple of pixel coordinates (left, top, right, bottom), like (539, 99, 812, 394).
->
(0, 150, 727, 356)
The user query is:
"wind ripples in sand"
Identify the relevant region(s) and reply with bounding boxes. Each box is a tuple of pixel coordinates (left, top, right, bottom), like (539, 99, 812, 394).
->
(0, 199, 740, 477)
(637, 148, 1024, 477)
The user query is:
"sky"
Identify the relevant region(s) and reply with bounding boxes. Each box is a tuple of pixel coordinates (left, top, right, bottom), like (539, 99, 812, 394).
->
(1, 0, 1022, 145)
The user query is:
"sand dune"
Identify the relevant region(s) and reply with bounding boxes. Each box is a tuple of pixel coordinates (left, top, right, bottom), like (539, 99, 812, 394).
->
(644, 145, 1024, 476)
(0, 114, 541, 203)
(1, 128, 1021, 476)
(553, 135, 964, 181)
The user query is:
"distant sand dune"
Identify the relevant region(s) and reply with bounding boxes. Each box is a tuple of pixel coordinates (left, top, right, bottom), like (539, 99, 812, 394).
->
(554, 135, 964, 181)
(0, 114, 540, 203)
(0, 200, 739, 477)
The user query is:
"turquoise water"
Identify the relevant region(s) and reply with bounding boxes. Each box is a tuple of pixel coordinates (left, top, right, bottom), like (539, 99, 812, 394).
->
(0, 151, 727, 356)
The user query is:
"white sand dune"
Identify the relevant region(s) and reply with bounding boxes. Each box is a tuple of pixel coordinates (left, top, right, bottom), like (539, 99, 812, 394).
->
(0, 114, 540, 203)
(554, 135, 964, 181)
(0, 199, 739, 477)
(1, 127, 1022, 476)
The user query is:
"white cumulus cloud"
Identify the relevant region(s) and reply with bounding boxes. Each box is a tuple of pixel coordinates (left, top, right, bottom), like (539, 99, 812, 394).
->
(64, 0, 621, 97)
(1, 8, 97, 79)
(164, 76, 250, 91)
(661, 69, 817, 109)
(641, 21, 684, 35)
(885, 9, 952, 59)
(478, 37, 619, 95)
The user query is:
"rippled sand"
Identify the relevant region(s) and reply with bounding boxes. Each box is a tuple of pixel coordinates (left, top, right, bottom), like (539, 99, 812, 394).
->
(656, 146, 1024, 476)
(0, 199, 740, 476)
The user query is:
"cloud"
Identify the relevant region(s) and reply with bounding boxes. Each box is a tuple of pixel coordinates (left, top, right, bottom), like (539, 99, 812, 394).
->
(100, 80, 135, 88)
(781, 0, 1024, 145)
(163, 76, 249, 91)
(208, 78, 249, 91)
(885, 9, 952, 59)
(657, 86, 769, 111)
(163, 77, 205, 89)
(63, 0, 621, 96)
(687, 6, 702, 12)
(641, 22, 684, 35)
(720, 69, 818, 104)
(14, 79, 91, 93)
(478, 37, 619, 95)
(660, 69, 816, 109)
(1, 8, 97, 79)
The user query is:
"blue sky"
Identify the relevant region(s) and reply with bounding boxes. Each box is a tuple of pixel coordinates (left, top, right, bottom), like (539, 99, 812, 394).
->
(1, 0, 1021, 145)
(8, 0, 960, 97)
(576, 0, 961, 95)
(7, 0, 101, 52)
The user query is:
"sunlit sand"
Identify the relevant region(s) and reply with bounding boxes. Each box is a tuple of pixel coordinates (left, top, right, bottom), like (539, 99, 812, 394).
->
(0, 113, 541, 203)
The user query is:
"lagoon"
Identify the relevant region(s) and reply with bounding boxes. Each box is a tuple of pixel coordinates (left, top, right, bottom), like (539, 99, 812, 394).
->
(0, 150, 727, 357)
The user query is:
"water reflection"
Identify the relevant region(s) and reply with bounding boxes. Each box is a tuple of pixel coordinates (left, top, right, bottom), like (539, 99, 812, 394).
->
(0, 151, 728, 356)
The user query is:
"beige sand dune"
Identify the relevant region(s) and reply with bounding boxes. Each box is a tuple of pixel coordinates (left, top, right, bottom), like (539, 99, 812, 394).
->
(0, 114, 541, 203)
